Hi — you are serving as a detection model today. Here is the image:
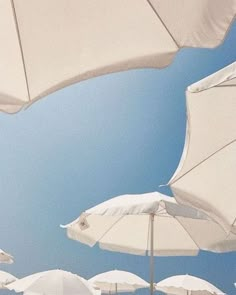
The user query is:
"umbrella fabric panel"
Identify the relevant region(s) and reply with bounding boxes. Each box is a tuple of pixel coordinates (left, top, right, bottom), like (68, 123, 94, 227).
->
(8, 0, 177, 107)
(20, 272, 91, 295)
(89, 270, 149, 293)
(176, 216, 236, 253)
(7, 271, 52, 292)
(155, 274, 225, 295)
(98, 214, 150, 256)
(172, 142, 236, 235)
(149, 0, 236, 48)
(169, 86, 236, 184)
(7, 270, 97, 295)
(150, 216, 199, 256)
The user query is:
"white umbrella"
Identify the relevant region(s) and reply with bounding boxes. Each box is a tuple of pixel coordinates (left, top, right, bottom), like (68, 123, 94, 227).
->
(7, 269, 99, 295)
(89, 270, 149, 294)
(0, 271, 17, 289)
(169, 61, 236, 237)
(0, 0, 235, 113)
(155, 274, 226, 295)
(61, 192, 232, 295)
(0, 249, 14, 264)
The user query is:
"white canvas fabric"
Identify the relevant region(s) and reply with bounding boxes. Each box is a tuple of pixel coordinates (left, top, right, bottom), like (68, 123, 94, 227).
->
(0, 0, 235, 113)
(7, 269, 99, 295)
(0, 271, 17, 289)
(155, 274, 225, 295)
(61, 192, 234, 255)
(0, 249, 14, 264)
(89, 270, 149, 293)
(169, 62, 236, 236)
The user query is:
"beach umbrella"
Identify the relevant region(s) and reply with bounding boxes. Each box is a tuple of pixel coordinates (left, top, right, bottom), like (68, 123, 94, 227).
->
(61, 192, 233, 295)
(0, 249, 14, 264)
(89, 269, 149, 294)
(0, 271, 17, 289)
(7, 269, 99, 295)
(169, 61, 236, 237)
(155, 274, 225, 295)
(1, 0, 235, 114)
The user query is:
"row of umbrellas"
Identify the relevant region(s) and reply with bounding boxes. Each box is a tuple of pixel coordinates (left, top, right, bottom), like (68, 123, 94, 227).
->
(0, 269, 227, 295)
(58, 61, 236, 295)
(0, 2, 235, 295)
(0, 61, 235, 294)
(1, 62, 235, 294)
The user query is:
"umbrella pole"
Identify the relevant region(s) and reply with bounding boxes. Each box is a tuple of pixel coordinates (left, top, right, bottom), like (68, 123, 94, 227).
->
(115, 283, 117, 295)
(150, 213, 154, 295)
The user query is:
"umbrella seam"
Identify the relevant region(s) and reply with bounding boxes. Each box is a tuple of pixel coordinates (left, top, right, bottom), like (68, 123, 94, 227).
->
(10, 0, 31, 101)
(215, 85, 236, 88)
(145, 0, 179, 48)
(170, 138, 236, 184)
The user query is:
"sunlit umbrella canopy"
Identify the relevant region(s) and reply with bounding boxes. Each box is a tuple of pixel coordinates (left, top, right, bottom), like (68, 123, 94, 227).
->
(89, 270, 149, 294)
(7, 269, 99, 295)
(0, 249, 14, 264)
(155, 274, 226, 295)
(1, 0, 235, 113)
(61, 192, 233, 295)
(0, 271, 17, 289)
(169, 61, 236, 237)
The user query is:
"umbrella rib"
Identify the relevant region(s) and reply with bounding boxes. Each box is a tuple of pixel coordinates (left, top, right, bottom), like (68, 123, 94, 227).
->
(215, 85, 236, 88)
(171, 138, 236, 184)
(10, 0, 31, 101)
(145, 0, 179, 48)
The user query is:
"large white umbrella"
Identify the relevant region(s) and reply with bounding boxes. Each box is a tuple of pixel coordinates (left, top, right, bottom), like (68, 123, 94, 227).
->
(169, 61, 236, 237)
(7, 269, 99, 295)
(1, 0, 235, 113)
(89, 270, 149, 294)
(0, 271, 17, 289)
(61, 192, 232, 295)
(0, 249, 14, 264)
(155, 274, 226, 295)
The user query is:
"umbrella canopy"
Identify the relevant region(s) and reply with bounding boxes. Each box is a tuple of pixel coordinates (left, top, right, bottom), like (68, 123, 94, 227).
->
(155, 274, 225, 295)
(61, 192, 233, 295)
(1, 0, 235, 113)
(0, 271, 17, 289)
(169, 61, 236, 237)
(89, 270, 149, 293)
(0, 249, 14, 264)
(7, 269, 98, 295)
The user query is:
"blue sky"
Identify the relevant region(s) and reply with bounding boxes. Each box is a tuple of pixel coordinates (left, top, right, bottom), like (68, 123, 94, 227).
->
(0, 23, 236, 295)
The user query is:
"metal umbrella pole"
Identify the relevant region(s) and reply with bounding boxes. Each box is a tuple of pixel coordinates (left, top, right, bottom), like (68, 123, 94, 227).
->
(150, 213, 154, 295)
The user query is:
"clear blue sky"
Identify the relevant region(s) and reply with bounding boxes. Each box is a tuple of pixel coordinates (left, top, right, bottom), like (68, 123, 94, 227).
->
(0, 23, 236, 295)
